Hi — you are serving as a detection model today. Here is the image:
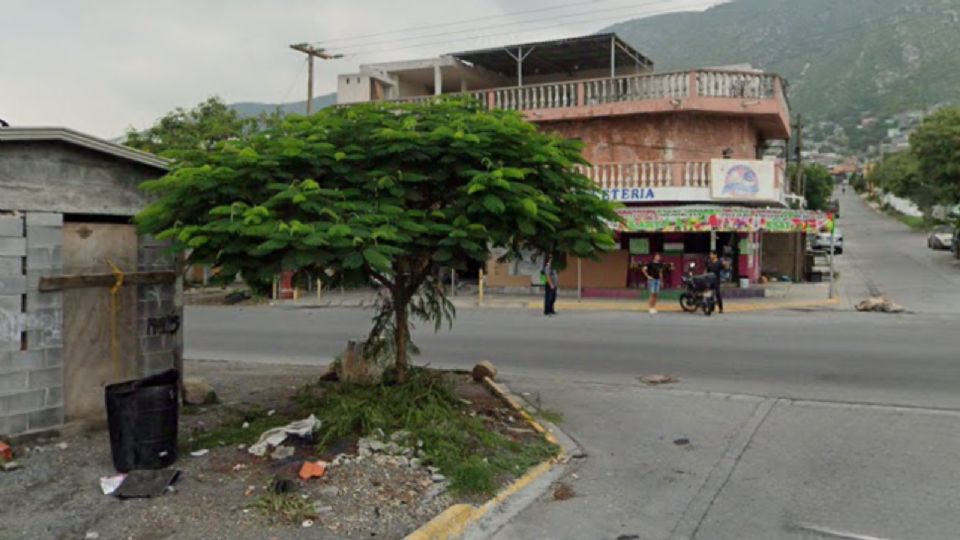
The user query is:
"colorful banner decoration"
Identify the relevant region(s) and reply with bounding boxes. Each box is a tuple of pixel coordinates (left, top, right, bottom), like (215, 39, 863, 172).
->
(615, 206, 834, 233)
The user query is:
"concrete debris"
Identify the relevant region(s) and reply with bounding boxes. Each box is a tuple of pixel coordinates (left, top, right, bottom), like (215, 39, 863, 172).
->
(1, 461, 22, 472)
(389, 430, 411, 443)
(640, 374, 678, 385)
(856, 296, 905, 313)
(183, 377, 218, 405)
(421, 482, 446, 504)
(472, 360, 498, 382)
(301, 519, 314, 528)
(190, 449, 209, 457)
(431, 473, 446, 483)
(84, 532, 100, 540)
(270, 445, 295, 460)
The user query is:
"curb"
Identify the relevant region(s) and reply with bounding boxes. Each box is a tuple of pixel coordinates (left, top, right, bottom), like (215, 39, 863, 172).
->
(524, 297, 841, 313)
(404, 378, 568, 540)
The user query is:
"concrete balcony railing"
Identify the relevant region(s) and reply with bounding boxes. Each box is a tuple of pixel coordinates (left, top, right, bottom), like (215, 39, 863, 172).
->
(381, 69, 790, 139)
(578, 161, 712, 191)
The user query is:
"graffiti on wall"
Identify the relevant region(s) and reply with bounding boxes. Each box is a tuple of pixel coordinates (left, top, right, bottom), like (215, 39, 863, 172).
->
(616, 206, 834, 233)
(0, 307, 63, 347)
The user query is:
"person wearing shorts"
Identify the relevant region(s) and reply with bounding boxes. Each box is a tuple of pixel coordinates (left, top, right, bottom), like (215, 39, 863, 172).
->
(643, 253, 665, 315)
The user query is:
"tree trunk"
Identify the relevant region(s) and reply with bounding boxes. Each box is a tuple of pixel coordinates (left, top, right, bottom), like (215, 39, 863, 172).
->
(394, 301, 408, 383)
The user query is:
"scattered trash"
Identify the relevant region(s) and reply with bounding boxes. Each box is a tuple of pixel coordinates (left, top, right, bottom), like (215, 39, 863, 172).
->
(100, 474, 127, 495)
(244, 485, 256, 497)
(224, 290, 251, 305)
(237, 444, 246, 451)
(318, 485, 339, 498)
(314, 504, 334, 516)
(0, 441, 13, 461)
(267, 409, 276, 417)
(302, 520, 314, 528)
(615, 535, 640, 540)
(84, 532, 100, 540)
(2, 461, 22, 472)
(248, 414, 321, 457)
(299, 460, 328, 480)
(673, 438, 690, 446)
(640, 374, 678, 385)
(553, 483, 575, 501)
(242, 422, 250, 429)
(270, 445, 295, 461)
(232, 463, 247, 472)
(855, 296, 904, 313)
(114, 469, 181, 499)
(55, 442, 69, 451)
(190, 449, 210, 457)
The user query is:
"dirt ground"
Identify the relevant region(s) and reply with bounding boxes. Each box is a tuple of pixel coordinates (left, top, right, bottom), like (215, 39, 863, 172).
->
(0, 360, 546, 540)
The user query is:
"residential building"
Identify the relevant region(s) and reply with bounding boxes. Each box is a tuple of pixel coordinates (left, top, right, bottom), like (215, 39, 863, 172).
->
(337, 34, 831, 296)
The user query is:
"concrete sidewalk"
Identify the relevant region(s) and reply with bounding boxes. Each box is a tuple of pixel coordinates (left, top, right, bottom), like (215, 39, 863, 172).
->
(262, 281, 840, 314)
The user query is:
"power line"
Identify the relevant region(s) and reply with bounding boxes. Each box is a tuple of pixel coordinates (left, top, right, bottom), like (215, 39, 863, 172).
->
(325, 0, 680, 55)
(309, 0, 624, 47)
(339, 0, 711, 59)
(280, 57, 308, 106)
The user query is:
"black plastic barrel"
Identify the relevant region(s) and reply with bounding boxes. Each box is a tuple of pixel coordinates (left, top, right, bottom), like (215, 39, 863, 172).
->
(105, 369, 179, 472)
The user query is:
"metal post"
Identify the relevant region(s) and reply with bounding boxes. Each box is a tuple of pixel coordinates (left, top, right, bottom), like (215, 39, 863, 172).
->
(517, 47, 523, 87)
(450, 268, 456, 297)
(828, 224, 836, 298)
(610, 36, 616, 78)
(577, 257, 583, 300)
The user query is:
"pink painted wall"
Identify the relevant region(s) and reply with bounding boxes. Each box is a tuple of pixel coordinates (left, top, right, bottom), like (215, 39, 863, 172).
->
(538, 113, 761, 164)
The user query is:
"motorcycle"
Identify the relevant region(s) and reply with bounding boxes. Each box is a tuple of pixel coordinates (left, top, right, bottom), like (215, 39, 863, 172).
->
(679, 263, 717, 316)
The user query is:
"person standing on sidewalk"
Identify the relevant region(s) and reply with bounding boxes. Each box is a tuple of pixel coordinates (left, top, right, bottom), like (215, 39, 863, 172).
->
(541, 255, 559, 316)
(643, 253, 665, 314)
(706, 251, 726, 314)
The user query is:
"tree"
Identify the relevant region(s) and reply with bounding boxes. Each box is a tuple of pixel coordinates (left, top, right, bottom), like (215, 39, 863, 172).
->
(788, 163, 835, 211)
(910, 107, 960, 205)
(124, 97, 258, 161)
(136, 98, 619, 382)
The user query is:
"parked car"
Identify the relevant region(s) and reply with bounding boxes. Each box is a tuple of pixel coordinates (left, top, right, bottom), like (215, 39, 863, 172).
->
(811, 228, 843, 254)
(953, 227, 960, 259)
(927, 225, 954, 250)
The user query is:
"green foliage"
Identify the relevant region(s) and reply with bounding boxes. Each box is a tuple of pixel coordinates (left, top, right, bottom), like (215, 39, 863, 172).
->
(296, 369, 558, 495)
(137, 97, 619, 377)
(788, 163, 835, 211)
(910, 107, 960, 205)
(124, 96, 259, 161)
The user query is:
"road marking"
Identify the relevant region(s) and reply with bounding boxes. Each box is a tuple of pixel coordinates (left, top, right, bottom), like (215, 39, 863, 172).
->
(669, 397, 779, 540)
(795, 522, 898, 540)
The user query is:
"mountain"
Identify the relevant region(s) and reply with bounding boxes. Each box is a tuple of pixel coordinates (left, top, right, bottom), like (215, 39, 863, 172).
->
(227, 93, 337, 118)
(605, 0, 960, 152)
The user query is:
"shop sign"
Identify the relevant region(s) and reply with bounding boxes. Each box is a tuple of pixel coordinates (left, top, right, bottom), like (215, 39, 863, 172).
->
(616, 206, 834, 233)
(602, 187, 711, 202)
(711, 159, 778, 202)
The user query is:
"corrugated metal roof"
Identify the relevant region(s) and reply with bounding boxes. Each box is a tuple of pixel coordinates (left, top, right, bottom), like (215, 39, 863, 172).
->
(0, 127, 169, 170)
(450, 33, 653, 78)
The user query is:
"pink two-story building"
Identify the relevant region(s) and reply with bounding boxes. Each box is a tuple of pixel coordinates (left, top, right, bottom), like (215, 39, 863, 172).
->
(337, 34, 831, 296)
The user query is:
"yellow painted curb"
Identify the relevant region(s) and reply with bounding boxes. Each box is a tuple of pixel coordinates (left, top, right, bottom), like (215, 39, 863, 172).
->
(404, 376, 563, 540)
(526, 296, 840, 314)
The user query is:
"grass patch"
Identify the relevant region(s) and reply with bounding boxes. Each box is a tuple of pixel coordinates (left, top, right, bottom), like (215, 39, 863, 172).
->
(538, 408, 564, 425)
(295, 369, 558, 495)
(250, 493, 316, 523)
(183, 404, 294, 452)
(893, 213, 926, 230)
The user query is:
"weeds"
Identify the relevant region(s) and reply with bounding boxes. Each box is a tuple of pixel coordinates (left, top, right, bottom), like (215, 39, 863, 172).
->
(183, 404, 293, 452)
(250, 493, 316, 523)
(538, 408, 564, 425)
(295, 369, 558, 495)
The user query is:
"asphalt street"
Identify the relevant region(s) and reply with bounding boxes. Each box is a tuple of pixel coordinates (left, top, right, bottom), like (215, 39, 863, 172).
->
(184, 191, 960, 540)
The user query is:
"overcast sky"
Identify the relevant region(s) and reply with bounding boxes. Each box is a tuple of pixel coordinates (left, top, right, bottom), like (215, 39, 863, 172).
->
(0, 0, 720, 138)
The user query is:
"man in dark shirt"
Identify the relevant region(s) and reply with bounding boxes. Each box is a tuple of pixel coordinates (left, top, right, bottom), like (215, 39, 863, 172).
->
(706, 251, 726, 314)
(643, 253, 665, 314)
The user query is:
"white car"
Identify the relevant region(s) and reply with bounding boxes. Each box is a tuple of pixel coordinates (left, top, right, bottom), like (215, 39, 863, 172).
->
(811, 228, 843, 254)
(927, 225, 953, 250)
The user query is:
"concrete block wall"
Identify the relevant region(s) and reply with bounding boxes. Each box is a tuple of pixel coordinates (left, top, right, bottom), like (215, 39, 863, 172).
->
(0, 212, 65, 437)
(137, 235, 182, 377)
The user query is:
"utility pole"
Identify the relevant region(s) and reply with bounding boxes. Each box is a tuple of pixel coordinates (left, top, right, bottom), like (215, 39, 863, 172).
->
(289, 43, 342, 114)
(793, 114, 805, 207)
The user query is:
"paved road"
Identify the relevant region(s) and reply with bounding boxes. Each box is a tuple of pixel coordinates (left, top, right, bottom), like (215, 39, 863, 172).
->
(183, 192, 960, 539)
(835, 188, 960, 313)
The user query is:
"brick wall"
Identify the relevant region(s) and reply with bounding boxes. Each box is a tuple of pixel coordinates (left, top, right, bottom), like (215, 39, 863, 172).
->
(0, 212, 65, 437)
(137, 235, 182, 377)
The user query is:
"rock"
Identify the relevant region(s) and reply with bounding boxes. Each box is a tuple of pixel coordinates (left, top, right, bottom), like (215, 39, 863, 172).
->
(84, 532, 100, 540)
(1, 461, 21, 472)
(639, 374, 678, 385)
(390, 430, 411, 443)
(472, 360, 497, 382)
(55, 442, 68, 450)
(384, 442, 401, 455)
(409, 458, 422, 469)
(856, 296, 905, 313)
(338, 340, 385, 385)
(431, 473, 446, 483)
(183, 377, 218, 405)
(421, 483, 446, 504)
(319, 485, 340, 498)
(314, 504, 334, 516)
(368, 440, 386, 453)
